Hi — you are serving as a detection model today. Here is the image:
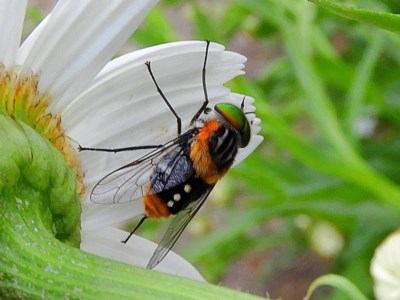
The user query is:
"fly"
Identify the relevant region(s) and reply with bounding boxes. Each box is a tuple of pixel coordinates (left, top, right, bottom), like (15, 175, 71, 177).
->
(79, 41, 252, 269)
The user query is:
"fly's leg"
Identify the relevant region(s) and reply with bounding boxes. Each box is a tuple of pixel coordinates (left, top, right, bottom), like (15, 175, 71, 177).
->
(78, 144, 163, 153)
(145, 61, 182, 135)
(80, 41, 211, 151)
(190, 40, 211, 125)
(122, 215, 147, 244)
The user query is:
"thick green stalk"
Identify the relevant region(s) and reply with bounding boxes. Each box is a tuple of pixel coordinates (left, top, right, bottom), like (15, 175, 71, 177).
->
(0, 115, 265, 299)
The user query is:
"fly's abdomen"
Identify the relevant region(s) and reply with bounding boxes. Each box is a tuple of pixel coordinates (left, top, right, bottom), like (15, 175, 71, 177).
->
(152, 175, 212, 215)
(144, 170, 212, 217)
(143, 192, 171, 219)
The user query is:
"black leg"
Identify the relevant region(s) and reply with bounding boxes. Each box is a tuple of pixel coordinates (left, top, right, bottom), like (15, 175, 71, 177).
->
(78, 144, 162, 153)
(122, 215, 148, 244)
(145, 61, 182, 135)
(191, 40, 211, 124)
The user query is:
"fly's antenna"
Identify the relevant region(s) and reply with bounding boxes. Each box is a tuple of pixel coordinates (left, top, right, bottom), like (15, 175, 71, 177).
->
(191, 40, 211, 124)
(122, 215, 148, 244)
(145, 61, 182, 135)
(242, 95, 256, 126)
(240, 96, 246, 111)
(241, 96, 255, 115)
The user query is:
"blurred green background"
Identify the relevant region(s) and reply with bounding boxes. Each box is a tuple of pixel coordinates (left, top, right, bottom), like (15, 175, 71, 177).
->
(27, 1, 400, 299)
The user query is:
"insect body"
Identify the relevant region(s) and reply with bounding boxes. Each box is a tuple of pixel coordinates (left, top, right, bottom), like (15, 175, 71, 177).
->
(80, 41, 252, 269)
(143, 105, 249, 217)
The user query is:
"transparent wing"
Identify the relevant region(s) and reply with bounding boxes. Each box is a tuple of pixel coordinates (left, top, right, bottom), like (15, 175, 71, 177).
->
(146, 186, 214, 269)
(90, 129, 196, 204)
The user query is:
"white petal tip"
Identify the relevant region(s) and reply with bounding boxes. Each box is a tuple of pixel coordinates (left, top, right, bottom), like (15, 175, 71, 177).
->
(81, 227, 205, 282)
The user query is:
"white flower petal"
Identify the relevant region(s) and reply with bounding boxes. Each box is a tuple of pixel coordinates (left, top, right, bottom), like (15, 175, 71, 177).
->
(64, 41, 244, 132)
(81, 226, 205, 281)
(81, 201, 144, 231)
(371, 230, 400, 300)
(16, 0, 158, 113)
(0, 0, 26, 67)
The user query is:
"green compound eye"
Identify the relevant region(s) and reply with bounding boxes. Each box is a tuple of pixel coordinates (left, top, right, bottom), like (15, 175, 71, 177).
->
(215, 103, 251, 148)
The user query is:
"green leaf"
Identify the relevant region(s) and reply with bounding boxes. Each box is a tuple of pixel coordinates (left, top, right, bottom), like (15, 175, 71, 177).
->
(131, 7, 177, 46)
(309, 0, 400, 33)
(305, 274, 369, 300)
(344, 32, 384, 141)
(190, 3, 223, 42)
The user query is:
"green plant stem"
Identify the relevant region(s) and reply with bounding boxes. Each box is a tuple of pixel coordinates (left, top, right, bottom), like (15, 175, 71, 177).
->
(344, 32, 383, 141)
(309, 0, 400, 34)
(0, 116, 266, 299)
(305, 274, 369, 300)
(279, 11, 359, 165)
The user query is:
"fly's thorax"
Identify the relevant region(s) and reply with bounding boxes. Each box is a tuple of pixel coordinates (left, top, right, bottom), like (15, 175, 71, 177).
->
(213, 112, 243, 148)
(190, 119, 238, 185)
(208, 124, 238, 171)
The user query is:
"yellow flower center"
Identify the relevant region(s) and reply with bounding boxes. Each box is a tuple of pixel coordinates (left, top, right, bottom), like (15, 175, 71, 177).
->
(0, 63, 85, 197)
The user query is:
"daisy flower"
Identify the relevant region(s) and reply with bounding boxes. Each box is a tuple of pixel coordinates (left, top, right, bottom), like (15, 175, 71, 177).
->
(0, 0, 262, 298)
(371, 231, 400, 300)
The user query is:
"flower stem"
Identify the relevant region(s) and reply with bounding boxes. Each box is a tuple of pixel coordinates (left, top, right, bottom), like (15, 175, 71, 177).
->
(0, 117, 264, 299)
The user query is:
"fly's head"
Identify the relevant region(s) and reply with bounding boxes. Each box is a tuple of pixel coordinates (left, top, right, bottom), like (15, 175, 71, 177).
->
(214, 103, 251, 148)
